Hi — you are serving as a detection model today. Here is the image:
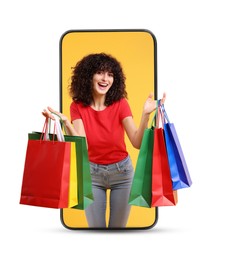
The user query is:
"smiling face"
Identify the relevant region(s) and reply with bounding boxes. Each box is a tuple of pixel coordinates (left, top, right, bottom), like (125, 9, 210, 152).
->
(92, 71, 114, 97)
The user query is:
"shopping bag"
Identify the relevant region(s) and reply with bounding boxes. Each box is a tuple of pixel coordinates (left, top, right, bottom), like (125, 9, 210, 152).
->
(151, 106, 178, 207)
(20, 130, 71, 208)
(20, 118, 79, 208)
(68, 142, 78, 207)
(30, 131, 93, 210)
(63, 135, 94, 210)
(161, 104, 192, 190)
(50, 112, 93, 209)
(53, 117, 78, 207)
(128, 125, 154, 208)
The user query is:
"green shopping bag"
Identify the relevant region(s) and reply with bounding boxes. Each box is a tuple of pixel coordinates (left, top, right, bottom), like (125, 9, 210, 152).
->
(128, 122, 155, 208)
(29, 132, 94, 210)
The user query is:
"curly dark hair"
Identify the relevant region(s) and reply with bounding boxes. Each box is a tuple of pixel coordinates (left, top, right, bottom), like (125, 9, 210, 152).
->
(69, 53, 127, 106)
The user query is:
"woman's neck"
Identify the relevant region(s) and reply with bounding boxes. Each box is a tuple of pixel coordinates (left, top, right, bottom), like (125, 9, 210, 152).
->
(91, 95, 106, 111)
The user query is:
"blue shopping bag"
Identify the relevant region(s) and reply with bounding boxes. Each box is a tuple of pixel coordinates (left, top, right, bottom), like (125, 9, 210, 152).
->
(160, 104, 192, 190)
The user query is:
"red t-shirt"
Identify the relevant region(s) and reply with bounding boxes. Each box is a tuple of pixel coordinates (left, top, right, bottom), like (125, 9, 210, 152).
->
(70, 98, 132, 164)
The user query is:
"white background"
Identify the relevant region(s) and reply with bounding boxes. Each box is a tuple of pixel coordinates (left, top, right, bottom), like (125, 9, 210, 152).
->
(1, 0, 226, 259)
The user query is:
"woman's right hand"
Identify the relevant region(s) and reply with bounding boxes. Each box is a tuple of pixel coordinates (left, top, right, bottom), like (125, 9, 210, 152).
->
(42, 107, 81, 136)
(42, 106, 68, 122)
(143, 92, 166, 115)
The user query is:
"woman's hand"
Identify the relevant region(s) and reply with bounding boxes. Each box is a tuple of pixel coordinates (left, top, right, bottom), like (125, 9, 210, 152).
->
(143, 92, 166, 115)
(42, 106, 68, 122)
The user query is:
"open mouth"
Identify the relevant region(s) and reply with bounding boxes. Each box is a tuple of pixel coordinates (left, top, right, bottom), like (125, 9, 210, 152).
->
(98, 83, 108, 89)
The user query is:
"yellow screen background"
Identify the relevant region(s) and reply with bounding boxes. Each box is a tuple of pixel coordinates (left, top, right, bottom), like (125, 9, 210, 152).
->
(60, 30, 158, 229)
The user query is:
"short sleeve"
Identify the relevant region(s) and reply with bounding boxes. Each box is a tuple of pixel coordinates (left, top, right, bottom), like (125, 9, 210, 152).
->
(119, 98, 133, 121)
(70, 101, 82, 122)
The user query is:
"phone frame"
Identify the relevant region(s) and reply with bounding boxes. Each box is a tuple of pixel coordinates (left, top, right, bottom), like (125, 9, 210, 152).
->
(59, 29, 158, 230)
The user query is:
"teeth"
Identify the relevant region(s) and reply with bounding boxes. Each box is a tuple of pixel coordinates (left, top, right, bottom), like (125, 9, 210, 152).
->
(99, 83, 108, 87)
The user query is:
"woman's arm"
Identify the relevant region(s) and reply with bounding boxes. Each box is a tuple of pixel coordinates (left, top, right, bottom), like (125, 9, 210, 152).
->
(123, 92, 166, 149)
(72, 119, 86, 137)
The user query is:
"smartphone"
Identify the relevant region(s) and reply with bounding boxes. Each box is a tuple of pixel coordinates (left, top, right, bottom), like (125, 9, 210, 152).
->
(60, 29, 158, 230)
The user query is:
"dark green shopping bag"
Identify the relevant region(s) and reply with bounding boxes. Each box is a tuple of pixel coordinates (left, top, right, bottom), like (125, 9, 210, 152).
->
(128, 126, 155, 208)
(29, 132, 94, 210)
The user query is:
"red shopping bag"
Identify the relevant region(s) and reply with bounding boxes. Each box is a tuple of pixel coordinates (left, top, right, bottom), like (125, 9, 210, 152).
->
(20, 120, 71, 208)
(151, 106, 178, 207)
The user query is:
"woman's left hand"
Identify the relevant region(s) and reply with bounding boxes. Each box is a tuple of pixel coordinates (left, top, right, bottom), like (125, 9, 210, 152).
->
(143, 92, 166, 115)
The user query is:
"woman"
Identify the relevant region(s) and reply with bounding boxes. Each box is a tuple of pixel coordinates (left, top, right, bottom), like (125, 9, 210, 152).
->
(43, 53, 166, 228)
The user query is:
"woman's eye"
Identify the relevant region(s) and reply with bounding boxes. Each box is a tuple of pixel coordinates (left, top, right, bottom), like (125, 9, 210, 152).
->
(108, 73, 114, 77)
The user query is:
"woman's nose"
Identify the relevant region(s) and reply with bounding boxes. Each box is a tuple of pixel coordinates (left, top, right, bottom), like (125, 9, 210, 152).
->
(101, 72, 108, 80)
